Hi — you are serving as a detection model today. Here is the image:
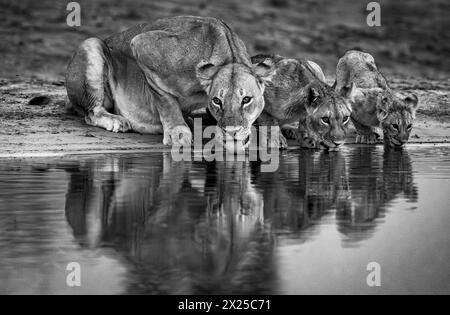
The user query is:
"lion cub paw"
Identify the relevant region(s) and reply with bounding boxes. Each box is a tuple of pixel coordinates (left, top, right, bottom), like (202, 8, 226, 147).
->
(164, 125, 192, 146)
(268, 132, 288, 149)
(356, 134, 379, 144)
(279, 133, 288, 149)
(300, 137, 318, 149)
(259, 126, 288, 149)
(282, 128, 299, 140)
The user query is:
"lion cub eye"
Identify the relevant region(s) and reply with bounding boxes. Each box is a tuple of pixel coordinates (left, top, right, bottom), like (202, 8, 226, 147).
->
(321, 117, 330, 124)
(212, 97, 222, 107)
(343, 116, 350, 124)
(241, 96, 253, 106)
(407, 124, 413, 130)
(392, 124, 399, 130)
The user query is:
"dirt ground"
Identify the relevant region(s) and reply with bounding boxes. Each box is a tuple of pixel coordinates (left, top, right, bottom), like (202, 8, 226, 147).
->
(0, 76, 448, 157)
(0, 0, 448, 156)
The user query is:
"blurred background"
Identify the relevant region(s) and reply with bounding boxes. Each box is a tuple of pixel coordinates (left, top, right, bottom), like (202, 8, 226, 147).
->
(0, 0, 448, 80)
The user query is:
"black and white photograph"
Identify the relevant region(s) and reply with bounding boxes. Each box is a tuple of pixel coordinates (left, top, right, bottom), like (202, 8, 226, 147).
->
(0, 0, 449, 298)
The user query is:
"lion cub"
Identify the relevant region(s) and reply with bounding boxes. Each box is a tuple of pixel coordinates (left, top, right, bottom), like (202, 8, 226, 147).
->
(251, 54, 354, 150)
(334, 50, 419, 147)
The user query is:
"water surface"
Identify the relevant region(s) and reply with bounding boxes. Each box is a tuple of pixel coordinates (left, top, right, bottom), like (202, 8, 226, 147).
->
(0, 145, 449, 294)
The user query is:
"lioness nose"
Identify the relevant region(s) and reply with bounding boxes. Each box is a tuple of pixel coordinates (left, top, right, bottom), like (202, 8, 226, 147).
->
(223, 126, 242, 138)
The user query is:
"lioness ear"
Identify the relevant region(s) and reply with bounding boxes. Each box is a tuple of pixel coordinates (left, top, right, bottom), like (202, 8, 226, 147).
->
(253, 58, 275, 85)
(404, 93, 419, 110)
(196, 61, 219, 93)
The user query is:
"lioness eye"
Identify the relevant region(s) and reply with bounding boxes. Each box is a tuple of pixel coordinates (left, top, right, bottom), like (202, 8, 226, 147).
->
(212, 97, 222, 107)
(407, 124, 412, 130)
(343, 116, 350, 124)
(321, 117, 330, 124)
(242, 96, 253, 106)
(392, 124, 399, 130)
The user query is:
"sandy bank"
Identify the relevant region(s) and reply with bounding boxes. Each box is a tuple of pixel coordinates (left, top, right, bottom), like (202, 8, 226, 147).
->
(0, 77, 448, 158)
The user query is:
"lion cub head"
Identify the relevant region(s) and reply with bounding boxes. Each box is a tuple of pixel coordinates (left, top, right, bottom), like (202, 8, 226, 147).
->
(377, 91, 419, 147)
(335, 50, 419, 148)
(196, 61, 274, 151)
(341, 85, 419, 147)
(303, 81, 353, 150)
(250, 55, 352, 150)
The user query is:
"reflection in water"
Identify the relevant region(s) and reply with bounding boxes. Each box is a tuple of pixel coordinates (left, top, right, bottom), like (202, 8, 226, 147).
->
(64, 156, 274, 294)
(1, 146, 448, 294)
(252, 151, 351, 238)
(338, 147, 418, 244)
(62, 147, 418, 294)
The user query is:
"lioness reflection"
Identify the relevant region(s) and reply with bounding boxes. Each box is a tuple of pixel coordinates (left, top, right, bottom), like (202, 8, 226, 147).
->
(64, 148, 417, 294)
(65, 155, 275, 294)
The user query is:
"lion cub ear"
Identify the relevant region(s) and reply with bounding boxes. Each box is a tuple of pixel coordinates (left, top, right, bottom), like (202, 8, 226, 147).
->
(196, 61, 220, 94)
(376, 94, 390, 121)
(404, 93, 419, 110)
(304, 83, 322, 114)
(253, 58, 276, 85)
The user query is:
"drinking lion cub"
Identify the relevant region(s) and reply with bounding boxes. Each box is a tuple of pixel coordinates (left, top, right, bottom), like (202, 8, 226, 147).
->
(251, 54, 354, 150)
(334, 50, 419, 147)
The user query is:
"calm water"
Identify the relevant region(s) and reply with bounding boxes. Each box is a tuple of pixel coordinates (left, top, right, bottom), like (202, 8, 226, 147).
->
(0, 145, 449, 295)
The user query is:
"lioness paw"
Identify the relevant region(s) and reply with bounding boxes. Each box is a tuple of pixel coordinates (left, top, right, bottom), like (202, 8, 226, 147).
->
(115, 117, 132, 133)
(89, 114, 132, 133)
(164, 125, 192, 147)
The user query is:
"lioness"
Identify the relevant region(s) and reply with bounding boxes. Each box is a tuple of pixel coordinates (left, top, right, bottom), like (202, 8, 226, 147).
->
(66, 16, 274, 149)
(251, 54, 353, 150)
(334, 50, 419, 147)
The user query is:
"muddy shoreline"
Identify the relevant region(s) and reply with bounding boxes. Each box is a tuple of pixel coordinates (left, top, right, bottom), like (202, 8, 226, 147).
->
(0, 76, 448, 157)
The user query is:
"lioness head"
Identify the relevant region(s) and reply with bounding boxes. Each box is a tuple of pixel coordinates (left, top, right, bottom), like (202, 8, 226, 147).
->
(196, 61, 274, 151)
(377, 92, 419, 147)
(303, 82, 353, 150)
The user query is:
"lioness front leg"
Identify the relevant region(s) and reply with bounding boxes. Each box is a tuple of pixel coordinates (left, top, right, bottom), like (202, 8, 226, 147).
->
(66, 37, 132, 133)
(256, 111, 288, 149)
(131, 37, 192, 147)
(155, 95, 192, 146)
